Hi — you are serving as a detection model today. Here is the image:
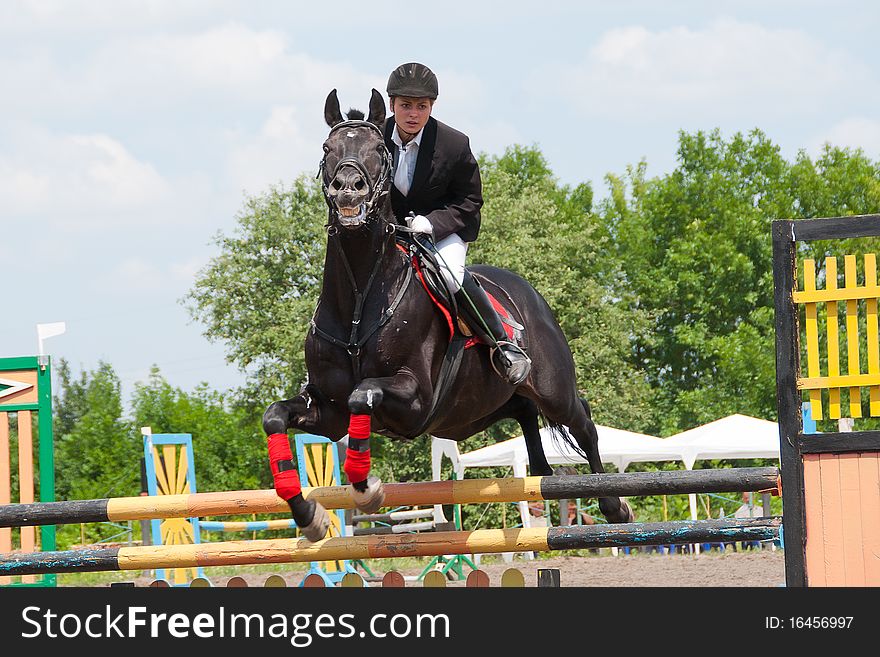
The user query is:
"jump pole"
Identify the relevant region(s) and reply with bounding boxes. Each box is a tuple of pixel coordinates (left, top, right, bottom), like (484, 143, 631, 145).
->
(199, 519, 298, 532)
(0, 517, 782, 577)
(352, 509, 435, 524)
(0, 467, 780, 528)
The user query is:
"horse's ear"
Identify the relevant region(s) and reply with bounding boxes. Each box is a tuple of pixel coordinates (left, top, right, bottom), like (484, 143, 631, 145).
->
(324, 89, 343, 127)
(367, 88, 386, 128)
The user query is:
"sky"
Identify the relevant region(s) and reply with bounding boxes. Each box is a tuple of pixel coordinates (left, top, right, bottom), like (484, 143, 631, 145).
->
(2, 1, 878, 405)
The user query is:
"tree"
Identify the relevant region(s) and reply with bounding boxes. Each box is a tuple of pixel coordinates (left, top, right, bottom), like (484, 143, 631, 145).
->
(53, 361, 137, 545)
(130, 367, 266, 493)
(184, 176, 328, 409)
(471, 145, 652, 432)
(600, 129, 880, 434)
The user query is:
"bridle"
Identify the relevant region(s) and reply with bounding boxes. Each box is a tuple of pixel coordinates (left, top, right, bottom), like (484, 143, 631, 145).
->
(311, 116, 468, 432)
(311, 118, 412, 381)
(317, 119, 393, 225)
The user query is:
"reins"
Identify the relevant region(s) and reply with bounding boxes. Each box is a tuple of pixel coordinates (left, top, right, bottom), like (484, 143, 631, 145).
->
(310, 223, 414, 381)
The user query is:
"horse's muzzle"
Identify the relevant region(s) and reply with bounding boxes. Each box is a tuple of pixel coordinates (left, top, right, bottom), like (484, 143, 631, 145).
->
(336, 203, 368, 227)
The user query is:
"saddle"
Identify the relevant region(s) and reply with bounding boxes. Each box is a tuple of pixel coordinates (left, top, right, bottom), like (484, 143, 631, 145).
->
(395, 236, 524, 347)
(395, 234, 526, 436)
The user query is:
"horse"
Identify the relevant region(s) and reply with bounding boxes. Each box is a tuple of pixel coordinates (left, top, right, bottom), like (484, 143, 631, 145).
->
(262, 88, 633, 540)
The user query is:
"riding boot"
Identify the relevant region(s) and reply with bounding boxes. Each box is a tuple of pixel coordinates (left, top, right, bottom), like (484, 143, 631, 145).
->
(455, 271, 531, 385)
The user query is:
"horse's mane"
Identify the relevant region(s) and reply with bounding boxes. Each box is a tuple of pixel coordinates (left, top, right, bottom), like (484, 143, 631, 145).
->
(346, 108, 365, 120)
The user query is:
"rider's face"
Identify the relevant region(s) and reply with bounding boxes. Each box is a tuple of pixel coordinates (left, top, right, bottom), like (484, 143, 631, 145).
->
(390, 96, 433, 139)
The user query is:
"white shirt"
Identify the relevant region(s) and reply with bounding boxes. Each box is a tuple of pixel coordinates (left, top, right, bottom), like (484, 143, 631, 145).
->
(391, 123, 424, 196)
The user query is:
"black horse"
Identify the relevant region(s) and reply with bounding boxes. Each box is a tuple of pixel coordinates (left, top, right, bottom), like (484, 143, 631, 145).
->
(262, 89, 633, 540)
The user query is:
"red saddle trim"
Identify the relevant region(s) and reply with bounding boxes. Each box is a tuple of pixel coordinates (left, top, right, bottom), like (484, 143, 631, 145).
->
(397, 244, 516, 347)
(398, 243, 455, 340)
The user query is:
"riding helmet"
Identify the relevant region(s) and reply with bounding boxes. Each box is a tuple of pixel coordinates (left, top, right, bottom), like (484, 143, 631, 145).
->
(386, 62, 438, 99)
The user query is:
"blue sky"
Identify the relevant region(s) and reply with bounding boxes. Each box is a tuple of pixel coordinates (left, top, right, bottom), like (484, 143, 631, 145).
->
(2, 1, 878, 402)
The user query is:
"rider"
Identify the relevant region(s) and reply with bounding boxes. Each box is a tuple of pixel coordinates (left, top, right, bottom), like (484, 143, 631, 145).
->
(384, 62, 531, 385)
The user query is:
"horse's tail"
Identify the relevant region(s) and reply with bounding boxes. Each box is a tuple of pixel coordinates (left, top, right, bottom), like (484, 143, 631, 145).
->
(541, 413, 590, 463)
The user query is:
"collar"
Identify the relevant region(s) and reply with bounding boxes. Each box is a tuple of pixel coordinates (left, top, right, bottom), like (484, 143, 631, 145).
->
(391, 122, 425, 150)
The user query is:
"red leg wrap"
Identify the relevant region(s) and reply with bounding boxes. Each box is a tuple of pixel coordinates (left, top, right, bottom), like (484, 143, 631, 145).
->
(273, 469, 301, 501)
(344, 448, 371, 485)
(348, 413, 371, 439)
(267, 433, 301, 501)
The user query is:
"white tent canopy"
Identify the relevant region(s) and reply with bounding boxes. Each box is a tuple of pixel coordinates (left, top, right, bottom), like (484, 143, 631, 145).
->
(455, 425, 680, 474)
(431, 414, 781, 538)
(430, 425, 676, 560)
(660, 414, 780, 523)
(661, 414, 780, 469)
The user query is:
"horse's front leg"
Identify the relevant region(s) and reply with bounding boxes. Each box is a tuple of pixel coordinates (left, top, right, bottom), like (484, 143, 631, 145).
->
(344, 370, 422, 514)
(262, 387, 335, 542)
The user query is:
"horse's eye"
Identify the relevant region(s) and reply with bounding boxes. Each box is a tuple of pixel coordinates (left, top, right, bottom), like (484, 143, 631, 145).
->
(323, 143, 331, 153)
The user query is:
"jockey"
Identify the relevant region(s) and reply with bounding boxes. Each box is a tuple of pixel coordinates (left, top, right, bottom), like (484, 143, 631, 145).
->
(384, 62, 531, 385)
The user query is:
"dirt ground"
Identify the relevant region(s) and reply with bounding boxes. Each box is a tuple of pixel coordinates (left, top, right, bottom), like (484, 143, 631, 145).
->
(126, 546, 785, 588)
(455, 548, 786, 587)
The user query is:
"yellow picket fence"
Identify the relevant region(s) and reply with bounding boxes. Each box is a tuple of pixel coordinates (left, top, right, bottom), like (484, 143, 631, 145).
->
(795, 253, 880, 420)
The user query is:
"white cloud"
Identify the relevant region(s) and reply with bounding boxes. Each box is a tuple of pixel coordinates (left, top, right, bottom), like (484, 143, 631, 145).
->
(543, 18, 877, 121)
(0, 0, 220, 33)
(0, 126, 171, 226)
(0, 22, 391, 205)
(72, 134, 170, 205)
(108, 257, 165, 293)
(224, 104, 319, 195)
(0, 23, 380, 123)
(99, 23, 288, 91)
(169, 256, 208, 283)
(807, 117, 880, 158)
(104, 255, 204, 293)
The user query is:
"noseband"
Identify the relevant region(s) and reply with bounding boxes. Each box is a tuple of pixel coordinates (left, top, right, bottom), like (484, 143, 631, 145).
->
(318, 120, 392, 224)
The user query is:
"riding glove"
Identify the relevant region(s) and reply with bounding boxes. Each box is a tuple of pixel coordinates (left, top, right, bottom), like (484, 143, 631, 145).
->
(408, 214, 434, 238)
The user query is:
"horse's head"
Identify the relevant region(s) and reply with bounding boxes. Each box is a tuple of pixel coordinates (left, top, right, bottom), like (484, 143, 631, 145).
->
(320, 89, 392, 230)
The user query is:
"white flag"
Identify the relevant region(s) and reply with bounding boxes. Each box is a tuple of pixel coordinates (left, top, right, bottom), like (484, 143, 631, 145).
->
(37, 321, 66, 355)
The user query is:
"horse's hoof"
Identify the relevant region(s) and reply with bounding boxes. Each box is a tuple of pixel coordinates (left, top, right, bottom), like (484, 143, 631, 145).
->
(350, 475, 385, 514)
(600, 497, 634, 524)
(300, 503, 331, 542)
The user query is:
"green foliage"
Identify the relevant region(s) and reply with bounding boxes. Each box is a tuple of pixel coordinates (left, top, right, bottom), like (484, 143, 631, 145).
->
(184, 176, 328, 408)
(130, 367, 267, 492)
(54, 360, 138, 546)
(51, 361, 271, 548)
(789, 143, 880, 221)
(599, 129, 880, 435)
(54, 361, 134, 500)
(472, 146, 653, 430)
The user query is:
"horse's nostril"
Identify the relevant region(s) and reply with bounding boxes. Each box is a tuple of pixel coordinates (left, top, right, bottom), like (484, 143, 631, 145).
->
(354, 180, 365, 191)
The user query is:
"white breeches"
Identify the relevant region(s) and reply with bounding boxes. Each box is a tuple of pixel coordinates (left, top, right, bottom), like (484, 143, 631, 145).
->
(434, 233, 468, 292)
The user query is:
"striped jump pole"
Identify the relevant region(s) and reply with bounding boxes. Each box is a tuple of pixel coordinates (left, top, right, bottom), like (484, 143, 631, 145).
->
(0, 466, 780, 529)
(199, 519, 298, 532)
(0, 517, 782, 577)
(352, 520, 441, 536)
(352, 509, 435, 524)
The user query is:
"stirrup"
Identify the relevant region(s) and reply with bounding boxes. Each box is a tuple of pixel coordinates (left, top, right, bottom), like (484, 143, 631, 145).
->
(490, 341, 532, 385)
